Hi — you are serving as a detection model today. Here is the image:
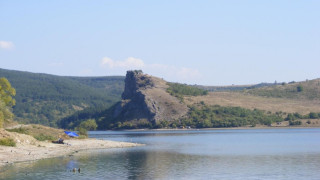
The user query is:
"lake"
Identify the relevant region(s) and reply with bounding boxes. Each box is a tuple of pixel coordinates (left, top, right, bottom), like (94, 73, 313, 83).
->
(1, 128, 320, 180)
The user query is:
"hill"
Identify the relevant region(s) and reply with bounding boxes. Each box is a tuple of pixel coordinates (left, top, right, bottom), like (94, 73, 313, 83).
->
(0, 68, 124, 127)
(195, 82, 279, 92)
(186, 79, 320, 114)
(62, 71, 320, 129)
(244, 79, 320, 100)
(3, 68, 319, 129)
(60, 70, 190, 129)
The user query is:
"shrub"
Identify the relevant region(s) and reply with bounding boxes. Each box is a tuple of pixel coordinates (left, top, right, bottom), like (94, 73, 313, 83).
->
(0, 138, 16, 147)
(297, 85, 303, 92)
(79, 119, 98, 130)
(309, 112, 319, 119)
(167, 83, 208, 98)
(78, 127, 88, 137)
(289, 120, 302, 126)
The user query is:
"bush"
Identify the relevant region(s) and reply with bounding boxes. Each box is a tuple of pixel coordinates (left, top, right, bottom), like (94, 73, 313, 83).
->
(289, 120, 302, 126)
(78, 127, 88, 137)
(297, 85, 303, 92)
(167, 83, 208, 100)
(79, 119, 98, 130)
(0, 138, 16, 147)
(309, 112, 319, 119)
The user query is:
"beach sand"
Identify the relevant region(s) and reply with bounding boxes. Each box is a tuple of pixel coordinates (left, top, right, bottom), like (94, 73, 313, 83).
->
(0, 136, 141, 167)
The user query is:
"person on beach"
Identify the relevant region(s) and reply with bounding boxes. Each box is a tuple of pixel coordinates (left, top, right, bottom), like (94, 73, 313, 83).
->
(52, 137, 64, 144)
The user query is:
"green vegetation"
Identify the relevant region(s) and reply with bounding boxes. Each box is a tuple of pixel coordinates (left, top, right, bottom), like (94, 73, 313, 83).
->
(33, 134, 55, 141)
(77, 127, 88, 137)
(176, 104, 283, 128)
(0, 77, 16, 128)
(285, 112, 320, 120)
(77, 119, 98, 130)
(110, 119, 153, 130)
(309, 112, 319, 119)
(58, 106, 107, 129)
(6, 127, 28, 134)
(167, 82, 208, 102)
(0, 68, 124, 127)
(285, 113, 303, 120)
(61, 100, 320, 130)
(297, 85, 303, 92)
(0, 138, 16, 147)
(60, 102, 155, 130)
(289, 120, 302, 126)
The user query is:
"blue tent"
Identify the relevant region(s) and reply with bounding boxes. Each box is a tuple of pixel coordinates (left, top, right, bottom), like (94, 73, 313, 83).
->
(64, 131, 79, 137)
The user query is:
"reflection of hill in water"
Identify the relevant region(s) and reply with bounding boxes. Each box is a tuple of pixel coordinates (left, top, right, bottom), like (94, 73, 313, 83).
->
(2, 129, 320, 179)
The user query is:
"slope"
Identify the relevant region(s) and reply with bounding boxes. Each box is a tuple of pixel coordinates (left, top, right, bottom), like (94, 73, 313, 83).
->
(186, 79, 320, 115)
(60, 70, 190, 129)
(58, 71, 320, 130)
(0, 68, 124, 127)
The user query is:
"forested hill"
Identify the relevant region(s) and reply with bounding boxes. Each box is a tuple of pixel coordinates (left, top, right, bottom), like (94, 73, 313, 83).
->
(0, 68, 125, 127)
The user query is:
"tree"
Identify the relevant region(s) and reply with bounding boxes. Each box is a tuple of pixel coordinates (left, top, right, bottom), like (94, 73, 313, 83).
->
(78, 119, 98, 130)
(0, 78, 16, 106)
(0, 78, 16, 128)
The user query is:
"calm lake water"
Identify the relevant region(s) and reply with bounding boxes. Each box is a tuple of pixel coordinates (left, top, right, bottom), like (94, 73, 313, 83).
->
(1, 128, 320, 180)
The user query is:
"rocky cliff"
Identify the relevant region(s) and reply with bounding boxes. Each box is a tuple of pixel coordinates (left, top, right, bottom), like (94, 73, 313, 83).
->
(112, 70, 188, 126)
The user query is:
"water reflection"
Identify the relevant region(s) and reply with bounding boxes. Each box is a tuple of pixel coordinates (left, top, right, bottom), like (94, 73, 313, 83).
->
(1, 129, 320, 180)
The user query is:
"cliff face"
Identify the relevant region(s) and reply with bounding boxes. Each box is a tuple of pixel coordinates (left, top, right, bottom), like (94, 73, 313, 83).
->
(113, 71, 188, 125)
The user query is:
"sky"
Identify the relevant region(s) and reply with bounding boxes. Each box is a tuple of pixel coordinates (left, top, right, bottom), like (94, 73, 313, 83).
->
(0, 0, 319, 85)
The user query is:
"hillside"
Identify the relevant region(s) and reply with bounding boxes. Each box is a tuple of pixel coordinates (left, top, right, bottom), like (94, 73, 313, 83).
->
(186, 79, 320, 114)
(196, 82, 279, 92)
(0, 68, 124, 127)
(244, 79, 320, 100)
(60, 70, 189, 129)
(3, 68, 319, 129)
(60, 71, 320, 130)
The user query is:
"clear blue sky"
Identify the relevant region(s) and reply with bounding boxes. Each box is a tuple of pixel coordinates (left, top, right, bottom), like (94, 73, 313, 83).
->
(1, 0, 319, 85)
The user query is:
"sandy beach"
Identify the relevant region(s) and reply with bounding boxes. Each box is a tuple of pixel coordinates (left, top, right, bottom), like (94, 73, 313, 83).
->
(0, 132, 141, 167)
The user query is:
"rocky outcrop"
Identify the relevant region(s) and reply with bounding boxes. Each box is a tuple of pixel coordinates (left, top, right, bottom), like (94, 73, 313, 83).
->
(113, 70, 188, 125)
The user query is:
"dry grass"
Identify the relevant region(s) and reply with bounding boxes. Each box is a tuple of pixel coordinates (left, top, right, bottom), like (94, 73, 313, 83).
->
(5, 124, 69, 141)
(244, 78, 320, 100)
(186, 91, 320, 115)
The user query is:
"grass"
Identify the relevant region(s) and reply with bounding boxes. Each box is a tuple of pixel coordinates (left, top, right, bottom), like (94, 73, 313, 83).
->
(33, 134, 56, 141)
(244, 79, 320, 100)
(186, 91, 320, 115)
(6, 124, 66, 141)
(0, 138, 16, 147)
(6, 127, 29, 134)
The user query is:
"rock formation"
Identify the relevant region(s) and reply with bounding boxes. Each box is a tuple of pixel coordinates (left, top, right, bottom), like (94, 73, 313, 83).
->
(113, 70, 188, 125)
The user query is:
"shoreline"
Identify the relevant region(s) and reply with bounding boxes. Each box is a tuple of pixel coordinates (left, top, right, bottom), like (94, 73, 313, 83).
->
(113, 125, 320, 131)
(1, 125, 319, 168)
(0, 138, 142, 168)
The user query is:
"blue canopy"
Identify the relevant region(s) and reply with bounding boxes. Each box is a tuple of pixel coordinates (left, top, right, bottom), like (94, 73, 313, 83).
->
(64, 131, 79, 137)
